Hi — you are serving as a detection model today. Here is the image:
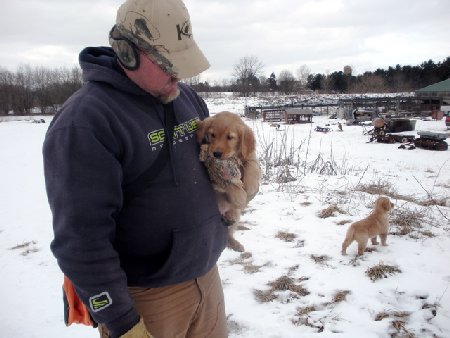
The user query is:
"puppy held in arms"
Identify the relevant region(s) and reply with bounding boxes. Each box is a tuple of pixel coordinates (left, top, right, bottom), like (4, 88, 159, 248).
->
(341, 196, 394, 256)
(197, 111, 261, 252)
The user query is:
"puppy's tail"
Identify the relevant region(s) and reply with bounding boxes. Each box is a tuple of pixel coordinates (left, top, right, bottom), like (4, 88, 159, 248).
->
(341, 226, 355, 255)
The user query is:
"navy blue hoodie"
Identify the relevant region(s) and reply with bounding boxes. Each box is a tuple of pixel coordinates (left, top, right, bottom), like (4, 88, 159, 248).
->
(43, 47, 227, 336)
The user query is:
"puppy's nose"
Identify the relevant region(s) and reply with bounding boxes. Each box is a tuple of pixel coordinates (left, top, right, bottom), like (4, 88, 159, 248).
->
(213, 151, 223, 159)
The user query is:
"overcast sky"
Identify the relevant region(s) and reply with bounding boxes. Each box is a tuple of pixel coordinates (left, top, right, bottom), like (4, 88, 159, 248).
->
(1, 0, 449, 83)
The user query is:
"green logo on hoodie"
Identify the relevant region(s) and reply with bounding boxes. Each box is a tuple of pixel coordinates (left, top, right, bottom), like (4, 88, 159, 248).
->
(89, 291, 112, 312)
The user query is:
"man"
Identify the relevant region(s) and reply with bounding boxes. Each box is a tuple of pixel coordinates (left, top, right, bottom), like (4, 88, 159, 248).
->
(43, 0, 228, 337)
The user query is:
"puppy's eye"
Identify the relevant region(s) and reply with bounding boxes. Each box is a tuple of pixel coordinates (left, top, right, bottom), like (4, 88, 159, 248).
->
(210, 133, 216, 138)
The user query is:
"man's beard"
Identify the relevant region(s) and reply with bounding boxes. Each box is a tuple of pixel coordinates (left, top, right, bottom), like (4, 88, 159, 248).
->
(159, 87, 180, 104)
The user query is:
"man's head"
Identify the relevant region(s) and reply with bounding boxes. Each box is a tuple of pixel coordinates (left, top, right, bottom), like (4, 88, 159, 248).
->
(110, 0, 209, 79)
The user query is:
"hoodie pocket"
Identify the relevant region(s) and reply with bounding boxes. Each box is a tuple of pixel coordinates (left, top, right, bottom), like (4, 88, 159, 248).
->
(139, 215, 227, 285)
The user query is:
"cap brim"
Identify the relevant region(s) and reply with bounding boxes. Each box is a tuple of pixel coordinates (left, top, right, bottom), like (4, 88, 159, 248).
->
(163, 40, 210, 79)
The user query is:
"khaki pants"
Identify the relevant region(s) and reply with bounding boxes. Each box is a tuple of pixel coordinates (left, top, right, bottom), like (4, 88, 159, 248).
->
(99, 265, 227, 338)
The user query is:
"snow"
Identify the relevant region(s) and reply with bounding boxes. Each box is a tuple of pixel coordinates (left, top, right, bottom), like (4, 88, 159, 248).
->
(1, 94, 450, 338)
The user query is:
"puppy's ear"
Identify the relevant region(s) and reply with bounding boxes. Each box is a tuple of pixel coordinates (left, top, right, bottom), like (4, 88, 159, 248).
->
(381, 198, 391, 211)
(239, 124, 256, 159)
(196, 117, 211, 144)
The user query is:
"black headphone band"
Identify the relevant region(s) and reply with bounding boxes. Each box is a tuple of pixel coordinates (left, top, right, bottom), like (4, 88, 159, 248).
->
(109, 25, 140, 71)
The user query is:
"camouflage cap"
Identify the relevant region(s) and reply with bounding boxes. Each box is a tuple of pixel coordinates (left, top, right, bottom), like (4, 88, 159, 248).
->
(115, 0, 210, 79)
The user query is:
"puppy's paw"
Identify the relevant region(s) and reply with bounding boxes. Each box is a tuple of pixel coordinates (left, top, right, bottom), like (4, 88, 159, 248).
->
(228, 238, 245, 252)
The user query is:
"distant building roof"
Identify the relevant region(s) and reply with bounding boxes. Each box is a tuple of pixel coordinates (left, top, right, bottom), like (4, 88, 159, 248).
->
(285, 108, 313, 115)
(416, 78, 450, 93)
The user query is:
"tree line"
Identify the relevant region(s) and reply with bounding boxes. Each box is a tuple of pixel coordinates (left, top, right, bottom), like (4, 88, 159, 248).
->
(189, 56, 450, 97)
(0, 65, 82, 115)
(1, 57, 449, 115)
(305, 58, 450, 94)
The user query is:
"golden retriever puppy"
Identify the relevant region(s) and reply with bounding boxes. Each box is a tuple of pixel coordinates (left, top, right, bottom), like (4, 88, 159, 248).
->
(341, 196, 394, 256)
(197, 111, 261, 252)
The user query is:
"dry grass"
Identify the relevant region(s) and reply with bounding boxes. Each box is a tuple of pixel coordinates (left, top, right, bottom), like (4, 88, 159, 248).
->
(10, 241, 36, 250)
(240, 252, 253, 260)
(269, 275, 294, 291)
(291, 291, 350, 331)
(275, 231, 297, 242)
(318, 204, 345, 218)
(287, 264, 300, 274)
(288, 284, 310, 297)
(418, 198, 447, 207)
(355, 179, 415, 203)
(390, 208, 429, 238)
(331, 290, 351, 304)
(9, 240, 39, 256)
(275, 167, 297, 184)
(253, 289, 277, 303)
(229, 252, 264, 274)
(254, 274, 310, 304)
(269, 275, 310, 296)
(355, 179, 397, 197)
(336, 219, 352, 225)
(366, 263, 402, 281)
(374, 311, 413, 337)
(310, 254, 330, 265)
(243, 263, 263, 274)
(295, 305, 317, 316)
(227, 317, 248, 336)
(374, 311, 390, 321)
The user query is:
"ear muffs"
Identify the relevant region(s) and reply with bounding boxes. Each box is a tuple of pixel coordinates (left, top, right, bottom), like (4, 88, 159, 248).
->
(109, 25, 140, 71)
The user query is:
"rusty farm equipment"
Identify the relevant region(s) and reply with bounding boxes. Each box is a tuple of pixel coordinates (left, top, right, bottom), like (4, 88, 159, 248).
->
(414, 131, 448, 151)
(366, 118, 448, 151)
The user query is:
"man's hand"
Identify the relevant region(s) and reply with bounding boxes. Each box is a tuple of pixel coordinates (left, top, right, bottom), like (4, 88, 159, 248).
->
(120, 318, 153, 338)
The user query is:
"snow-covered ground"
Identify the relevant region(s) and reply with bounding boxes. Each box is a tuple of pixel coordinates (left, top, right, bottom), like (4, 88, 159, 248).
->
(1, 94, 449, 337)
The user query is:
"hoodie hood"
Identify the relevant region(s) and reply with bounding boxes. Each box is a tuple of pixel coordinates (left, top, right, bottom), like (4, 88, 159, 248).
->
(79, 46, 146, 96)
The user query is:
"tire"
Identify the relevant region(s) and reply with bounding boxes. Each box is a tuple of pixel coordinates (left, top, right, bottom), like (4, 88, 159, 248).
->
(436, 141, 448, 151)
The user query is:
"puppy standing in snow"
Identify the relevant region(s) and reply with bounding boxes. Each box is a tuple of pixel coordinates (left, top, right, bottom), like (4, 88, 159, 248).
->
(341, 196, 394, 256)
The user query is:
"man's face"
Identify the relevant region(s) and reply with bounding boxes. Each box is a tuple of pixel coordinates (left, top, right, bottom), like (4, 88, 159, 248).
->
(124, 51, 180, 103)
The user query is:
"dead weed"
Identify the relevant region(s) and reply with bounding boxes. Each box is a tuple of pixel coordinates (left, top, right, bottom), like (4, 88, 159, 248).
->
(366, 263, 402, 281)
(355, 179, 413, 203)
(336, 219, 352, 226)
(9, 240, 39, 256)
(276, 231, 297, 242)
(355, 179, 397, 197)
(318, 204, 345, 218)
(310, 254, 330, 265)
(254, 274, 310, 304)
(331, 290, 351, 304)
(253, 289, 277, 303)
(390, 208, 433, 238)
(229, 252, 264, 274)
(374, 311, 414, 337)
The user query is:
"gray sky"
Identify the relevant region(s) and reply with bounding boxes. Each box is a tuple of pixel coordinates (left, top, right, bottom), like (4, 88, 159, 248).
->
(1, 0, 449, 83)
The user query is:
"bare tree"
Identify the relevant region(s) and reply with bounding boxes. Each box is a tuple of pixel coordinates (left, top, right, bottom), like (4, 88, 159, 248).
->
(34, 66, 54, 114)
(0, 67, 14, 115)
(350, 74, 387, 93)
(232, 55, 264, 97)
(14, 65, 35, 114)
(278, 69, 296, 94)
(183, 75, 202, 86)
(296, 65, 311, 87)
